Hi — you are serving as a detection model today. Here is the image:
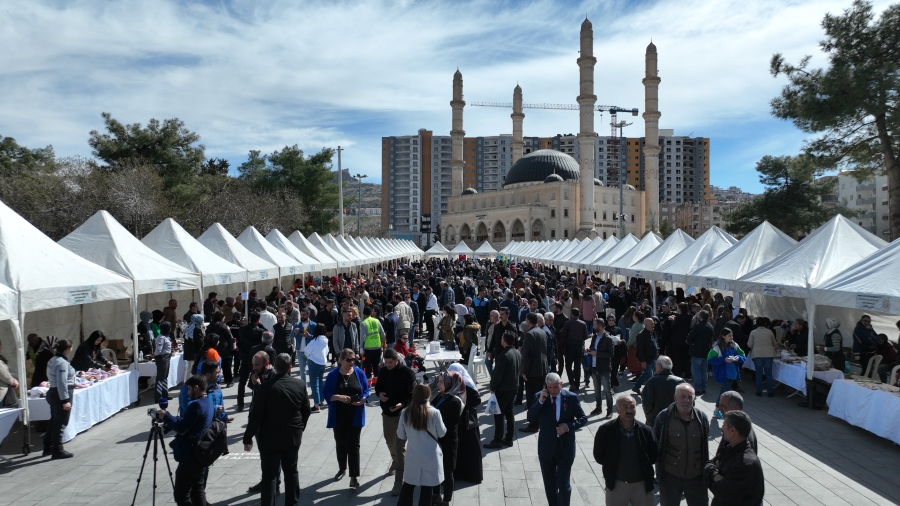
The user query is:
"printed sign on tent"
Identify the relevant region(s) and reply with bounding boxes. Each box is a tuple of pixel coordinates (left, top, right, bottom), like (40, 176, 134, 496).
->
(856, 294, 890, 312)
(67, 285, 98, 305)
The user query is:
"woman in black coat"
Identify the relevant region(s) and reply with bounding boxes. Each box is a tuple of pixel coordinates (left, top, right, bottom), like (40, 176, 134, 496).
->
(431, 371, 463, 504)
(449, 364, 484, 484)
(71, 331, 112, 372)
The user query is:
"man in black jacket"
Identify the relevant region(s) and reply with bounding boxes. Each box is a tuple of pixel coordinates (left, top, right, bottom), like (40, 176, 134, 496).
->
(488, 308, 517, 360)
(653, 383, 710, 506)
(519, 313, 549, 432)
(641, 355, 686, 426)
(560, 308, 589, 392)
(705, 411, 764, 506)
(243, 353, 311, 506)
(237, 312, 265, 411)
(633, 318, 659, 394)
(587, 318, 616, 417)
(375, 349, 416, 495)
(552, 303, 569, 375)
(593, 396, 658, 506)
(485, 331, 522, 449)
(716, 392, 758, 455)
(685, 310, 714, 395)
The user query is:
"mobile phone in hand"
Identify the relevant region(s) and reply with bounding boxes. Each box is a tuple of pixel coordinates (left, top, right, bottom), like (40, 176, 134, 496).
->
(351, 394, 360, 403)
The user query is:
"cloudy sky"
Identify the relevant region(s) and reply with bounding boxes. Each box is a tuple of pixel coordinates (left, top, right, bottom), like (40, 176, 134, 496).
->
(0, 0, 890, 192)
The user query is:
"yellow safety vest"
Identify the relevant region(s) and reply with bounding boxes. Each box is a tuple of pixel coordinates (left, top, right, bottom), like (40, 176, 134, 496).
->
(363, 317, 381, 348)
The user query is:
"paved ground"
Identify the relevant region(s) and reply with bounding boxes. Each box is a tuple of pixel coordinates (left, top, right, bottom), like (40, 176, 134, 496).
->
(2, 359, 900, 506)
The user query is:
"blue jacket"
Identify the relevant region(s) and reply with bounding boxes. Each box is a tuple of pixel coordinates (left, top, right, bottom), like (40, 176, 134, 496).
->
(322, 366, 369, 429)
(526, 389, 588, 461)
(707, 342, 746, 384)
(290, 320, 318, 351)
(207, 383, 227, 423)
(164, 396, 214, 463)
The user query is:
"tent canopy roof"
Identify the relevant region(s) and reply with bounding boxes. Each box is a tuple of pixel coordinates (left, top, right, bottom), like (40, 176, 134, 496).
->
(287, 231, 338, 272)
(142, 218, 247, 288)
(603, 233, 663, 271)
(622, 229, 694, 277)
(652, 226, 737, 282)
(425, 242, 451, 255)
(0, 282, 17, 321)
(198, 223, 279, 283)
(449, 241, 475, 255)
(812, 237, 900, 314)
(265, 229, 322, 272)
(474, 241, 498, 255)
(237, 227, 304, 276)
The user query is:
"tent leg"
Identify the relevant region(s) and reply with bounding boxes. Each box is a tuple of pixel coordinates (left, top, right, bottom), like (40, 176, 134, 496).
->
(806, 300, 815, 381)
(15, 311, 30, 455)
(652, 282, 657, 317)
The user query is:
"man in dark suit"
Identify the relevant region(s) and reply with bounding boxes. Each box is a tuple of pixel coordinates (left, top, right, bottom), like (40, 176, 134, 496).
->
(520, 313, 549, 433)
(237, 311, 265, 411)
(641, 355, 686, 426)
(485, 331, 522, 449)
(243, 353, 311, 506)
(527, 372, 588, 506)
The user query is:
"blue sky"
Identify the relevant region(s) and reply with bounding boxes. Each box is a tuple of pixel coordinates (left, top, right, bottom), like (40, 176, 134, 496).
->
(0, 0, 891, 193)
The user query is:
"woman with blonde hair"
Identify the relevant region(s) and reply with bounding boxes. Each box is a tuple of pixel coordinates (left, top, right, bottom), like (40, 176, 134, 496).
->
(323, 348, 369, 490)
(397, 383, 446, 506)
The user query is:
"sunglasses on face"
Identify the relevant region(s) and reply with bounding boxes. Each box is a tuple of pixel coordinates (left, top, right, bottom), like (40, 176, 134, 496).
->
(344, 357, 355, 363)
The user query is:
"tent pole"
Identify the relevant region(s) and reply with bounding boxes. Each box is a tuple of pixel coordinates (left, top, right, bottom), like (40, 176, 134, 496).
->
(14, 311, 29, 454)
(806, 300, 815, 381)
(131, 280, 139, 366)
(652, 282, 657, 317)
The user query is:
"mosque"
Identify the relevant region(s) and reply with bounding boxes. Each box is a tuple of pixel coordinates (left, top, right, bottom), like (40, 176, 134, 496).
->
(440, 18, 661, 249)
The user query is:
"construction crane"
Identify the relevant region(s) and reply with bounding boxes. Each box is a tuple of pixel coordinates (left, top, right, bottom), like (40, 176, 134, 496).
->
(470, 102, 637, 115)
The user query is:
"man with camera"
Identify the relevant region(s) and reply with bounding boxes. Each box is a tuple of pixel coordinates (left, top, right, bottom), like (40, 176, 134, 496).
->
(155, 374, 214, 506)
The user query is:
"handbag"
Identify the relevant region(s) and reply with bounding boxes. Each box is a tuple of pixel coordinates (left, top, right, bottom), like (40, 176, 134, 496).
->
(465, 408, 478, 431)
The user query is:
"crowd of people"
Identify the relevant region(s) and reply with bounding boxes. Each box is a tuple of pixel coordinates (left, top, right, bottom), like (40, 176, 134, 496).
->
(13, 255, 900, 505)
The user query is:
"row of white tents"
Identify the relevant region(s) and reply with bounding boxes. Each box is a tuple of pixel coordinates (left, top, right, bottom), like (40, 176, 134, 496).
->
(0, 199, 421, 428)
(424, 240, 499, 258)
(499, 215, 900, 381)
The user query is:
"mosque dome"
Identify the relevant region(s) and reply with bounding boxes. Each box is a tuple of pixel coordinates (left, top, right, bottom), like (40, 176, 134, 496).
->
(544, 173, 564, 183)
(503, 149, 580, 187)
(461, 188, 478, 195)
(594, 178, 604, 186)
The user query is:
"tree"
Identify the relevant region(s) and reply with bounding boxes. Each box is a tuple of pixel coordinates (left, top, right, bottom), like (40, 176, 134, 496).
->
(770, 0, 900, 239)
(201, 158, 230, 177)
(723, 155, 859, 238)
(88, 112, 205, 188)
(0, 135, 57, 176)
(658, 219, 674, 239)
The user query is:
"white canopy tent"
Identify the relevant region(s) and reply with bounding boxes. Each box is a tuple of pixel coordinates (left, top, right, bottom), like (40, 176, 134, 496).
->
(308, 233, 353, 270)
(577, 236, 619, 271)
(563, 237, 604, 269)
(265, 229, 322, 275)
(474, 241, 498, 258)
(339, 235, 377, 268)
(141, 218, 249, 307)
(324, 234, 364, 268)
(346, 236, 381, 264)
(287, 231, 339, 275)
(0, 200, 133, 430)
(733, 215, 888, 380)
(592, 234, 639, 271)
(684, 221, 797, 292)
(0, 283, 15, 321)
(811, 238, 900, 314)
(602, 233, 663, 275)
(425, 242, 451, 258)
(651, 226, 738, 285)
(58, 211, 201, 350)
(550, 239, 588, 267)
(449, 241, 475, 257)
(536, 240, 570, 264)
(237, 227, 305, 290)
(364, 237, 399, 263)
(198, 224, 280, 295)
(620, 229, 694, 279)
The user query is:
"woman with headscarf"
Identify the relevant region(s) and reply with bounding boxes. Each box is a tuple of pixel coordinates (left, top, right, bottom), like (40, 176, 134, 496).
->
(430, 371, 464, 504)
(823, 318, 846, 373)
(183, 313, 205, 383)
(448, 363, 483, 484)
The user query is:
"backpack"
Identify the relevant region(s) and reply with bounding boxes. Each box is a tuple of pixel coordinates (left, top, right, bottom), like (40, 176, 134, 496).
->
(192, 418, 229, 466)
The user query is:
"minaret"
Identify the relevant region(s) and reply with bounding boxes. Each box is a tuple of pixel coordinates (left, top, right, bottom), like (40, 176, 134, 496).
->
(511, 85, 524, 165)
(450, 70, 466, 196)
(642, 42, 661, 232)
(575, 17, 598, 239)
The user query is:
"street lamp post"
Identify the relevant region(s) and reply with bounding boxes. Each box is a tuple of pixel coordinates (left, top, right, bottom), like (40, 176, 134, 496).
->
(354, 173, 368, 236)
(337, 146, 344, 235)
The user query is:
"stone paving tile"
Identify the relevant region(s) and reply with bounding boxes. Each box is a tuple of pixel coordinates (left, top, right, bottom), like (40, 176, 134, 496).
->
(3, 367, 900, 505)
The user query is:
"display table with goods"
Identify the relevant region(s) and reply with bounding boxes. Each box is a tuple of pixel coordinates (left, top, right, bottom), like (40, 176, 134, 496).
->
(130, 352, 187, 391)
(27, 368, 138, 443)
(743, 352, 844, 396)
(827, 378, 900, 444)
(0, 407, 23, 459)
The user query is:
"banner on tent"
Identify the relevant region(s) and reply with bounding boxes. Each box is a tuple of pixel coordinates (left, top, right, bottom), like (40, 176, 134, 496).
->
(856, 294, 891, 312)
(613, 268, 621, 275)
(662, 274, 673, 282)
(763, 285, 783, 297)
(163, 279, 180, 291)
(259, 270, 268, 279)
(703, 278, 719, 289)
(633, 270, 643, 279)
(218, 274, 231, 284)
(67, 285, 98, 305)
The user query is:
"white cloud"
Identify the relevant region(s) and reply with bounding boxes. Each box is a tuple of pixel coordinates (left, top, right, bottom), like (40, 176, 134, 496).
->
(0, 0, 893, 191)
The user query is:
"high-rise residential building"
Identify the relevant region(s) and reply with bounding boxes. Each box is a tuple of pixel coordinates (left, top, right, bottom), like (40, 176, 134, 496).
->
(709, 184, 755, 204)
(660, 198, 741, 238)
(835, 171, 891, 238)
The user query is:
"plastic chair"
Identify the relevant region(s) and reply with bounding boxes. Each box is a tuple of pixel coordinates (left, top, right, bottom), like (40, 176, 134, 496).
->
(432, 315, 442, 339)
(863, 354, 883, 380)
(467, 344, 488, 384)
(101, 348, 118, 367)
(889, 364, 900, 386)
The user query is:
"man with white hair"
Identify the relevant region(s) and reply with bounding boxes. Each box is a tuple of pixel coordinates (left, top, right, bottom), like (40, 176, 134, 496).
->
(527, 372, 588, 506)
(652, 383, 710, 506)
(641, 355, 686, 426)
(593, 395, 658, 506)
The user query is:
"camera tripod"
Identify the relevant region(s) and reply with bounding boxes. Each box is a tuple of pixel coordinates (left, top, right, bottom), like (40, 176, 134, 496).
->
(131, 419, 175, 506)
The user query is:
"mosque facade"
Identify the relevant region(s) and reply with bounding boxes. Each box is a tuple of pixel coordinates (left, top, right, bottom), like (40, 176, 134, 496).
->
(441, 18, 660, 249)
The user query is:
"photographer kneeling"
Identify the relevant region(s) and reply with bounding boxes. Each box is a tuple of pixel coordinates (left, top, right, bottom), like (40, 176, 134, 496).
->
(156, 374, 214, 506)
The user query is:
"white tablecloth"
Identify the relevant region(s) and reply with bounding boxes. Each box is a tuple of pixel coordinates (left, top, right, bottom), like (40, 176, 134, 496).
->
(425, 348, 462, 364)
(0, 408, 22, 446)
(28, 371, 139, 443)
(827, 379, 900, 444)
(744, 357, 843, 395)
(131, 352, 187, 388)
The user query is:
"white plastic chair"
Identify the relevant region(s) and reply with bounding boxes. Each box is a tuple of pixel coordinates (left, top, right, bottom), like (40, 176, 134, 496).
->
(888, 364, 900, 386)
(432, 315, 442, 339)
(101, 348, 118, 367)
(863, 354, 883, 381)
(467, 344, 488, 384)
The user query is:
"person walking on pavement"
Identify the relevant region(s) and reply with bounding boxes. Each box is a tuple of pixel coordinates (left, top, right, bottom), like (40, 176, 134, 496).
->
(520, 313, 549, 433)
(641, 356, 686, 426)
(484, 331, 521, 449)
(652, 383, 710, 506)
(559, 308, 589, 392)
(528, 372, 588, 506)
(632, 318, 659, 394)
(593, 395, 658, 506)
(375, 348, 416, 496)
(243, 354, 311, 506)
(587, 318, 616, 417)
